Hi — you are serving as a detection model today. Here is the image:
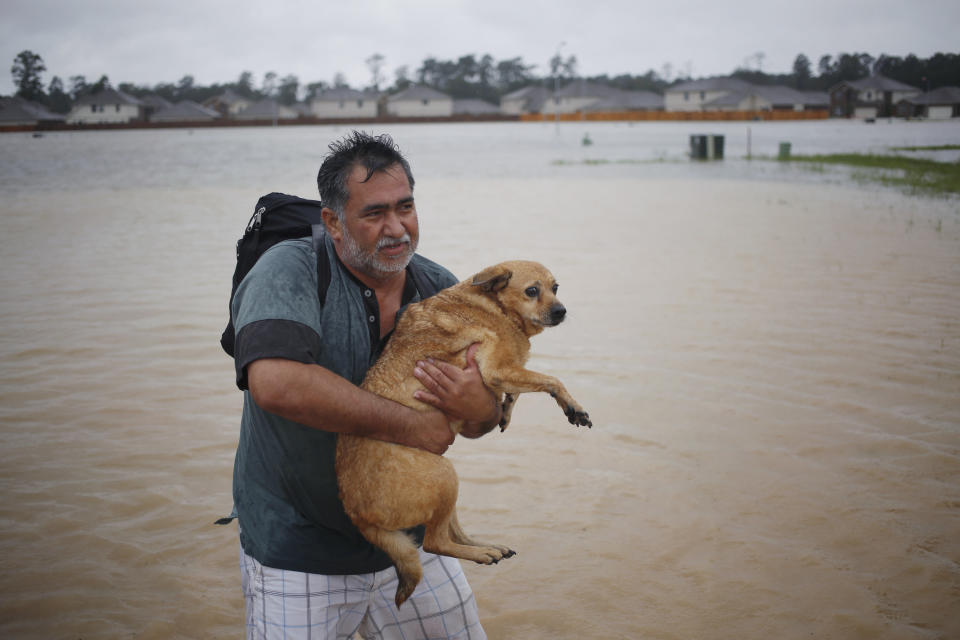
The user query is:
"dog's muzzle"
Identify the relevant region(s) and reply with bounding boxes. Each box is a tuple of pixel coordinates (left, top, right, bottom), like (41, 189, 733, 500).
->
(549, 304, 566, 325)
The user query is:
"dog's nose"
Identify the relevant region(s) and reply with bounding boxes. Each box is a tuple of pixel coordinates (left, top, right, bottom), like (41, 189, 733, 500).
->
(550, 304, 566, 324)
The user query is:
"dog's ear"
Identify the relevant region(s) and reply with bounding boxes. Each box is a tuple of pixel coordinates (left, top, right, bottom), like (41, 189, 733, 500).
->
(471, 265, 512, 293)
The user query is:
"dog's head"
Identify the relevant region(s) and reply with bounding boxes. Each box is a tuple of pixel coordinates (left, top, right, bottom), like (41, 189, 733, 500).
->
(471, 261, 566, 336)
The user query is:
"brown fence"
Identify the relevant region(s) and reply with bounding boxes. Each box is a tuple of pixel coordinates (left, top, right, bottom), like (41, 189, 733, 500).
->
(520, 110, 829, 122)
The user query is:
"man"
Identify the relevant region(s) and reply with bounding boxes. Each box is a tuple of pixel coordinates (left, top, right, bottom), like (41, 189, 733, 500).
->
(228, 131, 501, 639)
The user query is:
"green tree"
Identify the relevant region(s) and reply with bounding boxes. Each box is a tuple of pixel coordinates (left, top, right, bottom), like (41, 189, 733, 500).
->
(11, 50, 47, 101)
(175, 74, 195, 100)
(68, 75, 88, 99)
(366, 53, 385, 91)
(277, 74, 299, 105)
(495, 57, 535, 91)
(235, 71, 256, 98)
(304, 81, 328, 99)
(262, 71, 277, 97)
(392, 66, 412, 92)
(792, 53, 812, 89)
(45, 76, 72, 113)
(89, 74, 110, 94)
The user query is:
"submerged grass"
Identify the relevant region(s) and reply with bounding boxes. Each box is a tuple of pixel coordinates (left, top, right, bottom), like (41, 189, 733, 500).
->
(890, 144, 960, 152)
(779, 153, 960, 196)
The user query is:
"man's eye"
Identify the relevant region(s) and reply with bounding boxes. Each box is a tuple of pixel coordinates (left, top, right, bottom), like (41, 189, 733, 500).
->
(525, 286, 539, 298)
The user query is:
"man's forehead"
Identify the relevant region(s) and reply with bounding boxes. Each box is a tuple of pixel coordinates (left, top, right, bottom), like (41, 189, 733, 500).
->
(347, 162, 409, 187)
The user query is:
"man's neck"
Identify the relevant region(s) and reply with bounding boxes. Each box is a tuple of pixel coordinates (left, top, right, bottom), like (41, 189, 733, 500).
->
(337, 253, 407, 299)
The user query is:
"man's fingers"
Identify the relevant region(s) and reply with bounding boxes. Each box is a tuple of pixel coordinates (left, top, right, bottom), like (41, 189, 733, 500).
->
(414, 389, 443, 408)
(415, 361, 449, 390)
(464, 343, 480, 369)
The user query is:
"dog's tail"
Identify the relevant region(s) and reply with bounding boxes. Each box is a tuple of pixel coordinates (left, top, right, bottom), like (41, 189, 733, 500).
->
(360, 525, 423, 608)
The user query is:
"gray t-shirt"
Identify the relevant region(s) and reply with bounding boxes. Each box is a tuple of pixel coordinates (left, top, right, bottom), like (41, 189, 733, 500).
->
(230, 233, 457, 574)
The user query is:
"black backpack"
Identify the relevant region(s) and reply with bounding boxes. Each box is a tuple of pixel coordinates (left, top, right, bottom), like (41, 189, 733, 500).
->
(220, 192, 441, 357)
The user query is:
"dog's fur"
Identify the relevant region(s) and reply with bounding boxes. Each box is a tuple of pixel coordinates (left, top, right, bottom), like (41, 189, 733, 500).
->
(336, 260, 591, 608)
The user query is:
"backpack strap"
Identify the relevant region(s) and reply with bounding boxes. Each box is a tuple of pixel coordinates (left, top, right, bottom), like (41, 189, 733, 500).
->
(312, 224, 332, 306)
(409, 264, 440, 300)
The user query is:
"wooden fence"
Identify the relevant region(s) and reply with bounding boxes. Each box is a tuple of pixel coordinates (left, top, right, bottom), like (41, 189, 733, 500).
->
(520, 110, 829, 122)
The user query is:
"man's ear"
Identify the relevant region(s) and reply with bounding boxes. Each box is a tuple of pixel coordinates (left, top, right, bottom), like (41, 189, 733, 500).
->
(471, 264, 512, 293)
(321, 207, 342, 241)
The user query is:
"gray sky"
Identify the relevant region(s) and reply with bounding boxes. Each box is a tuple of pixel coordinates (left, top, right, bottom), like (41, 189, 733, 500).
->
(2, 0, 958, 96)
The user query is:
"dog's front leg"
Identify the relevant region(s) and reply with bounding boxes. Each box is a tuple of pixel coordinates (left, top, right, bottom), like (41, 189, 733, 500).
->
(491, 368, 591, 427)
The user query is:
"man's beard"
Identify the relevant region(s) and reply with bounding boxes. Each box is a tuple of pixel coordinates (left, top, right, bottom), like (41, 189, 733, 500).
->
(340, 225, 417, 280)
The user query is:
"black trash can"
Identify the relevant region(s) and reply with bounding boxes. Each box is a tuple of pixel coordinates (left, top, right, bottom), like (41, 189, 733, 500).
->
(690, 134, 724, 160)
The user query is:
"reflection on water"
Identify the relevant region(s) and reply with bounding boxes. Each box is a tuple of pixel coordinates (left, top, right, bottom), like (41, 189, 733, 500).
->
(0, 122, 958, 639)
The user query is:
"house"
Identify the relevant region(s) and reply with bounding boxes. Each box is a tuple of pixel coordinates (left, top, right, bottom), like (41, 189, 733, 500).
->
(582, 89, 664, 112)
(232, 99, 300, 121)
(664, 77, 754, 112)
(500, 85, 550, 115)
(310, 88, 379, 119)
(202, 89, 253, 118)
(452, 99, 500, 116)
(897, 86, 960, 119)
(543, 79, 624, 114)
(139, 93, 173, 120)
(66, 88, 145, 124)
(386, 85, 453, 118)
(0, 96, 65, 126)
(828, 74, 920, 118)
(150, 100, 221, 123)
(799, 91, 830, 111)
(702, 85, 812, 112)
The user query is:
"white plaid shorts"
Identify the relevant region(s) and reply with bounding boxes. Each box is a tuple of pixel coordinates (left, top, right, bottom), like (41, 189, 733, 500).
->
(240, 545, 487, 640)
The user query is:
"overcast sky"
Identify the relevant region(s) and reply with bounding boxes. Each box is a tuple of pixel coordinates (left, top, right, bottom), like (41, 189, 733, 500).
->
(2, 0, 958, 97)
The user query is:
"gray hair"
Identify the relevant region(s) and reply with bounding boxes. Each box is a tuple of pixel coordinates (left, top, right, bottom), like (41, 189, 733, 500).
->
(316, 131, 415, 219)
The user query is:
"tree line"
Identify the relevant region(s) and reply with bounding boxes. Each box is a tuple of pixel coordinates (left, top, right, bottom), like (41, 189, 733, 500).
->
(9, 49, 960, 115)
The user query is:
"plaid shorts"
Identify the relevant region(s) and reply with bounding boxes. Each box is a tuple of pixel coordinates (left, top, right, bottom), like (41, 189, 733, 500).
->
(240, 545, 487, 640)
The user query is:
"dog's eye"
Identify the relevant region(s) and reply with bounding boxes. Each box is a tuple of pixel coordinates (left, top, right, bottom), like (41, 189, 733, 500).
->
(551, 283, 559, 294)
(525, 286, 539, 298)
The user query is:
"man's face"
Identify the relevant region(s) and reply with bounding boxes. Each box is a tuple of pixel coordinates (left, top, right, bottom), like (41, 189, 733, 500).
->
(335, 163, 419, 281)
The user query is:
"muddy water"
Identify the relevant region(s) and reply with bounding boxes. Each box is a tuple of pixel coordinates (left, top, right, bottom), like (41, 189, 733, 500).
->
(1, 125, 958, 639)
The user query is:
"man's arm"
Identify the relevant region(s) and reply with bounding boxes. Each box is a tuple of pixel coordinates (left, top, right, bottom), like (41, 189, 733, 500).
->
(412, 344, 502, 439)
(248, 358, 456, 455)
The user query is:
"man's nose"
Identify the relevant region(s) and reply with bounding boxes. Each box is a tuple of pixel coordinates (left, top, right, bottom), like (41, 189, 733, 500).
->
(383, 210, 405, 237)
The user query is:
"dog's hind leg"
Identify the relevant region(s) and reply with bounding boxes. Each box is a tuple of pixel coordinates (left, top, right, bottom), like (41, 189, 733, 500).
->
(449, 509, 515, 559)
(423, 508, 512, 565)
(358, 524, 423, 608)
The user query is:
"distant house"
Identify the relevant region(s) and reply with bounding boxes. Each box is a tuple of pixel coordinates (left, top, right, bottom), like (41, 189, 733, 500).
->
(150, 100, 221, 123)
(310, 88, 379, 119)
(828, 74, 920, 118)
(703, 85, 814, 112)
(386, 86, 453, 118)
(799, 91, 830, 111)
(543, 80, 624, 114)
(582, 89, 664, 112)
(0, 96, 65, 126)
(233, 99, 300, 121)
(138, 93, 173, 120)
(500, 85, 550, 115)
(202, 89, 253, 118)
(67, 88, 145, 124)
(897, 86, 960, 119)
(664, 77, 754, 112)
(452, 99, 500, 116)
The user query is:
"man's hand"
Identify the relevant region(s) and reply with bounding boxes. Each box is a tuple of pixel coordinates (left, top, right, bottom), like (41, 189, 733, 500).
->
(413, 343, 501, 437)
(405, 408, 457, 455)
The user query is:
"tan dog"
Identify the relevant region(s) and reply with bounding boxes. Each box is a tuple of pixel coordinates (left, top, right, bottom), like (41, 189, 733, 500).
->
(336, 260, 591, 608)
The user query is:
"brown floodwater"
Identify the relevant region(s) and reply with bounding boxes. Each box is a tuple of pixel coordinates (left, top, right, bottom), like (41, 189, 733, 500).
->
(1, 174, 957, 639)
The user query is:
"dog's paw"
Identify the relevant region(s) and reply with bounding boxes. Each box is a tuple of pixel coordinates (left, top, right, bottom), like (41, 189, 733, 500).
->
(565, 405, 592, 428)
